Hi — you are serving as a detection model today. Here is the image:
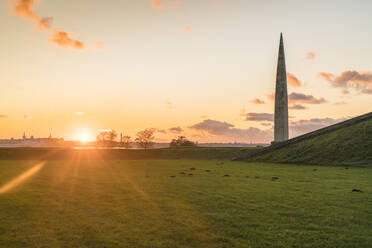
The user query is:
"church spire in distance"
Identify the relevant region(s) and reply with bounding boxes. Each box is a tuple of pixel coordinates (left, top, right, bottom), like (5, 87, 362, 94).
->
(274, 33, 289, 143)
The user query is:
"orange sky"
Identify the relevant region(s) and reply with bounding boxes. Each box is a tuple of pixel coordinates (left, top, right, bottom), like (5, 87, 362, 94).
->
(1, 0, 372, 143)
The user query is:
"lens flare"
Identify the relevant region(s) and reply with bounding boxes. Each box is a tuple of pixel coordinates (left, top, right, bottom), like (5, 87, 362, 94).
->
(0, 162, 45, 194)
(80, 131, 89, 143)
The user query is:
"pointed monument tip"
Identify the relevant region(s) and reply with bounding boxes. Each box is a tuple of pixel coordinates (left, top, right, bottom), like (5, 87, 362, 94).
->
(279, 33, 283, 45)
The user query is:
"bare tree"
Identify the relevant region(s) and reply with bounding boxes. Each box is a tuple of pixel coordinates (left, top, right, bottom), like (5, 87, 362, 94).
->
(135, 129, 155, 149)
(96, 130, 118, 147)
(122, 135, 132, 149)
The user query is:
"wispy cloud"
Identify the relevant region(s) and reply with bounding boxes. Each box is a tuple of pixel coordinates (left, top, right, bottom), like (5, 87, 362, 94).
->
(267, 92, 325, 110)
(9, 0, 102, 50)
(98, 129, 112, 132)
(288, 92, 326, 104)
(243, 113, 274, 122)
(94, 41, 105, 50)
(0, 115, 8, 118)
(267, 92, 326, 105)
(267, 93, 275, 101)
(150, 0, 180, 9)
(334, 101, 347, 105)
(37, 17, 53, 31)
(289, 104, 307, 110)
(165, 101, 173, 108)
(155, 128, 167, 134)
(151, 0, 164, 9)
(318, 72, 334, 82)
(187, 116, 349, 143)
(189, 119, 272, 143)
(287, 73, 302, 88)
(306, 51, 316, 59)
(74, 112, 84, 116)
(24, 115, 32, 120)
(250, 98, 265, 104)
(319, 70, 372, 94)
(169, 127, 183, 133)
(48, 30, 84, 49)
(179, 26, 192, 33)
(260, 123, 272, 127)
(10, 0, 53, 30)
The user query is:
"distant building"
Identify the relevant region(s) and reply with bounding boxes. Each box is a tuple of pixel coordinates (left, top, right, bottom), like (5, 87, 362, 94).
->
(0, 132, 64, 147)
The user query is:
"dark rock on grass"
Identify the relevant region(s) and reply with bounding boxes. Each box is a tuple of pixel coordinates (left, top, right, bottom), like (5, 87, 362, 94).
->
(255, 176, 260, 179)
(180, 172, 186, 175)
(352, 189, 363, 193)
(190, 168, 196, 170)
(205, 170, 211, 172)
(170, 176, 176, 178)
(272, 177, 279, 181)
(223, 174, 230, 177)
(345, 167, 350, 170)
(189, 173, 194, 176)
(313, 169, 318, 171)
(245, 176, 249, 178)
(146, 176, 150, 178)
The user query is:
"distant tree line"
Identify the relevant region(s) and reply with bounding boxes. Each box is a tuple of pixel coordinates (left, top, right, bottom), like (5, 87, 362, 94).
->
(170, 136, 196, 148)
(96, 131, 118, 147)
(96, 129, 196, 149)
(96, 128, 156, 149)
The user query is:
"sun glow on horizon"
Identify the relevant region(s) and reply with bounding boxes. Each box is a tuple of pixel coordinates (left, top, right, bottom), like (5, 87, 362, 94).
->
(79, 130, 90, 143)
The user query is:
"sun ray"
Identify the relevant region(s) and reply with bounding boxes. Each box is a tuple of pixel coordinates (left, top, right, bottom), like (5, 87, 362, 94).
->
(0, 162, 46, 194)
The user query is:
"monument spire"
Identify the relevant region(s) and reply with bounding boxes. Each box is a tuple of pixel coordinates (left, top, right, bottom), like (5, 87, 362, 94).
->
(274, 33, 289, 142)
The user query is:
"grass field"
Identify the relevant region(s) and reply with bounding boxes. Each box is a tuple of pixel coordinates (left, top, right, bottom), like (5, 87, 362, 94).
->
(0, 147, 260, 161)
(0, 159, 371, 248)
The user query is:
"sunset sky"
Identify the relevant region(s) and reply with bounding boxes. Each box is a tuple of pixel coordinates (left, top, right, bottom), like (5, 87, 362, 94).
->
(1, 0, 372, 143)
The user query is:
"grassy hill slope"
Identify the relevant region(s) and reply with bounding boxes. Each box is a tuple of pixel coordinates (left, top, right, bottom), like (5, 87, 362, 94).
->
(249, 117, 372, 166)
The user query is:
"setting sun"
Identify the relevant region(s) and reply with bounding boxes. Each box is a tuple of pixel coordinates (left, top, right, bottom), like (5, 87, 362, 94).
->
(80, 131, 89, 143)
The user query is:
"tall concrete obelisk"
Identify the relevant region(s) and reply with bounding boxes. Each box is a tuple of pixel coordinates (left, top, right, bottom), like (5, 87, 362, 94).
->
(274, 33, 289, 142)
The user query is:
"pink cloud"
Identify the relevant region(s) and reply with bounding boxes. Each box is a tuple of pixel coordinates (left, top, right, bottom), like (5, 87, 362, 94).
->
(179, 26, 192, 33)
(9, 0, 103, 50)
(151, 0, 164, 9)
(288, 92, 326, 105)
(189, 119, 272, 143)
(287, 73, 302, 88)
(250, 98, 265, 104)
(11, 0, 53, 31)
(94, 41, 105, 50)
(150, 0, 180, 10)
(48, 30, 84, 49)
(319, 70, 372, 94)
(306, 51, 316, 59)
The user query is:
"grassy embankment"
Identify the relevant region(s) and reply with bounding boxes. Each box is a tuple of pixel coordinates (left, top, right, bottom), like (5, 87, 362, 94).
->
(249, 117, 372, 166)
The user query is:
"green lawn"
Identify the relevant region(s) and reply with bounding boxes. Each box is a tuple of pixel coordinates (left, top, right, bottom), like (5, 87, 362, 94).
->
(0, 159, 371, 248)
